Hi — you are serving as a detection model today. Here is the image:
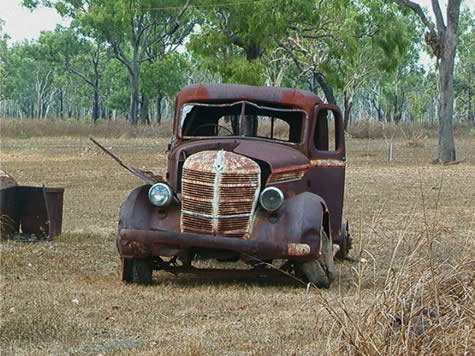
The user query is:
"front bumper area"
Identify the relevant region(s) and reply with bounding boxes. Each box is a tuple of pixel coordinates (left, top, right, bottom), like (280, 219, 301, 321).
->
(118, 228, 314, 260)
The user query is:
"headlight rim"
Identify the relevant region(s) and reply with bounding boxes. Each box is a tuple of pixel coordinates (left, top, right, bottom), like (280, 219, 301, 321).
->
(148, 182, 173, 207)
(259, 186, 284, 213)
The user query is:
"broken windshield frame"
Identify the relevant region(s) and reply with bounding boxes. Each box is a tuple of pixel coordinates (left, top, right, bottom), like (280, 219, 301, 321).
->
(179, 101, 307, 144)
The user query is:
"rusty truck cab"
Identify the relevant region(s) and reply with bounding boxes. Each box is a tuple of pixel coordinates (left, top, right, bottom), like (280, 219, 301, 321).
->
(166, 84, 348, 252)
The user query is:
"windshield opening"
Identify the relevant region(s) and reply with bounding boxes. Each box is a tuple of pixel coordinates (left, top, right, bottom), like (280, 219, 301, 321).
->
(180, 101, 306, 144)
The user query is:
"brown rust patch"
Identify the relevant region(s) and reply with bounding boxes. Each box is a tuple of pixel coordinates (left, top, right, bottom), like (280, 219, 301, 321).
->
(287, 243, 311, 256)
(310, 159, 346, 168)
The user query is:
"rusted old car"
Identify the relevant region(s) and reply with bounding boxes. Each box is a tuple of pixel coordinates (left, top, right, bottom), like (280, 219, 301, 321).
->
(117, 83, 351, 288)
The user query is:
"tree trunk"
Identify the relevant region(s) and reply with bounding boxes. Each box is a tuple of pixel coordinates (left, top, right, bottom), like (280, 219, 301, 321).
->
(393, 94, 403, 123)
(129, 61, 140, 125)
(437, 15, 459, 162)
(156, 94, 162, 124)
(315, 73, 337, 105)
(140, 92, 150, 125)
(92, 83, 99, 123)
(468, 68, 474, 125)
(343, 89, 353, 130)
(59, 89, 64, 119)
(389, 0, 461, 162)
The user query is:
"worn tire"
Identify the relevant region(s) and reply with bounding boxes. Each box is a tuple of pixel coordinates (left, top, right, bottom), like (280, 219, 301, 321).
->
(298, 230, 336, 289)
(123, 258, 153, 285)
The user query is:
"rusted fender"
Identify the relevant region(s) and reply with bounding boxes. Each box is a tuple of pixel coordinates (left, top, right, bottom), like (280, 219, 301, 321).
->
(117, 184, 180, 233)
(251, 192, 328, 261)
(117, 185, 181, 257)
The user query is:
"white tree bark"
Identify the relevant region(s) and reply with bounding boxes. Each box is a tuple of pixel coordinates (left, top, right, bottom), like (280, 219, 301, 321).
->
(390, 0, 462, 163)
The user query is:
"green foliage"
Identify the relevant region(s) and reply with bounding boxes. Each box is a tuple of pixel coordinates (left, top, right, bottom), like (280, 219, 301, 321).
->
(141, 52, 191, 98)
(454, 9, 474, 122)
(188, 0, 312, 84)
(102, 59, 129, 114)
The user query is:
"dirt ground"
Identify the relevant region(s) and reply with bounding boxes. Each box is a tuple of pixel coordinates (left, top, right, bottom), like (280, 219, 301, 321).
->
(1, 135, 474, 355)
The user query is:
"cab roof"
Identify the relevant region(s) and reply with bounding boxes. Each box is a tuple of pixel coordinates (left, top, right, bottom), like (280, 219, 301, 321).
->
(175, 83, 323, 114)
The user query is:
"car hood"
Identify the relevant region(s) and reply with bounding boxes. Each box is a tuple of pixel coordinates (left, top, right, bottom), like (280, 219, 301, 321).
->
(233, 140, 309, 172)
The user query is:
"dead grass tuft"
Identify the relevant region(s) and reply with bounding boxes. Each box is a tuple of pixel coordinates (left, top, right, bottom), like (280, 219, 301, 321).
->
(316, 206, 474, 355)
(319, 258, 474, 355)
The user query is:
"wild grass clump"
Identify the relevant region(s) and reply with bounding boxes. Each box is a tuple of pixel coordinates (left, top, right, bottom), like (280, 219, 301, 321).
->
(0, 118, 173, 139)
(316, 195, 474, 356)
(319, 258, 473, 355)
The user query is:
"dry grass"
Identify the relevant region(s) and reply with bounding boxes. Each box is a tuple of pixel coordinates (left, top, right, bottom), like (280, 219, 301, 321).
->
(346, 120, 474, 140)
(0, 123, 474, 355)
(0, 118, 173, 139)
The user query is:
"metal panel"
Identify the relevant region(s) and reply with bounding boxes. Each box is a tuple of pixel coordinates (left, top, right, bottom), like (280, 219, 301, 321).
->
(181, 150, 260, 239)
(0, 186, 64, 240)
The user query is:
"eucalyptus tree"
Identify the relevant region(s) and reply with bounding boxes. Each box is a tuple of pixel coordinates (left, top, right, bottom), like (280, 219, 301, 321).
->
(188, 0, 313, 85)
(0, 40, 58, 118)
(25, 0, 194, 124)
(389, 0, 463, 163)
(141, 52, 190, 123)
(101, 58, 130, 119)
(277, 0, 417, 128)
(38, 25, 109, 121)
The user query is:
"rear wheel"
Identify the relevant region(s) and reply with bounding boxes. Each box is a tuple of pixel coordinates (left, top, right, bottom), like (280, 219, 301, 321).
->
(297, 229, 336, 288)
(122, 258, 152, 285)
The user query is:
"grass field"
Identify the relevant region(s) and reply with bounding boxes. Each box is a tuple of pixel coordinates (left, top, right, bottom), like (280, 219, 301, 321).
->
(0, 122, 474, 355)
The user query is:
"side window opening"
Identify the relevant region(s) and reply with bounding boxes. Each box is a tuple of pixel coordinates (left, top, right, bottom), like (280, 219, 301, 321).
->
(314, 109, 336, 151)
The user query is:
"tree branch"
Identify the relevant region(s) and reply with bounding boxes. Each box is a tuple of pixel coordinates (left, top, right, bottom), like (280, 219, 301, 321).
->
(431, 0, 446, 32)
(389, 0, 435, 32)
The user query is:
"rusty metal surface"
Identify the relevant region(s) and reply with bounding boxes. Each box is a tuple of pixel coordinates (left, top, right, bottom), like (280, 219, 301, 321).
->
(288, 243, 311, 256)
(117, 189, 325, 262)
(181, 150, 260, 239)
(310, 159, 346, 168)
(233, 140, 309, 170)
(174, 84, 322, 126)
(0, 186, 64, 239)
(120, 228, 309, 259)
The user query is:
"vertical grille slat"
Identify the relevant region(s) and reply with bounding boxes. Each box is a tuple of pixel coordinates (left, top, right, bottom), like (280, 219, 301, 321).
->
(181, 150, 260, 239)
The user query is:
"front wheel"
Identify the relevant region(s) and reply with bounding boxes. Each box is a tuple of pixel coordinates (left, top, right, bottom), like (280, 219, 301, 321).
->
(122, 258, 153, 285)
(297, 229, 336, 288)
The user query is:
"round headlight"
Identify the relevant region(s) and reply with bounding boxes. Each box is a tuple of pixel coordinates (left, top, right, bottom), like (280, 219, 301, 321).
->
(148, 183, 173, 207)
(259, 187, 284, 212)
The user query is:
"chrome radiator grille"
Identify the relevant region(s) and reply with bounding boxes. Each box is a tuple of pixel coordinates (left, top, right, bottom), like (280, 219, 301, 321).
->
(181, 150, 261, 239)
